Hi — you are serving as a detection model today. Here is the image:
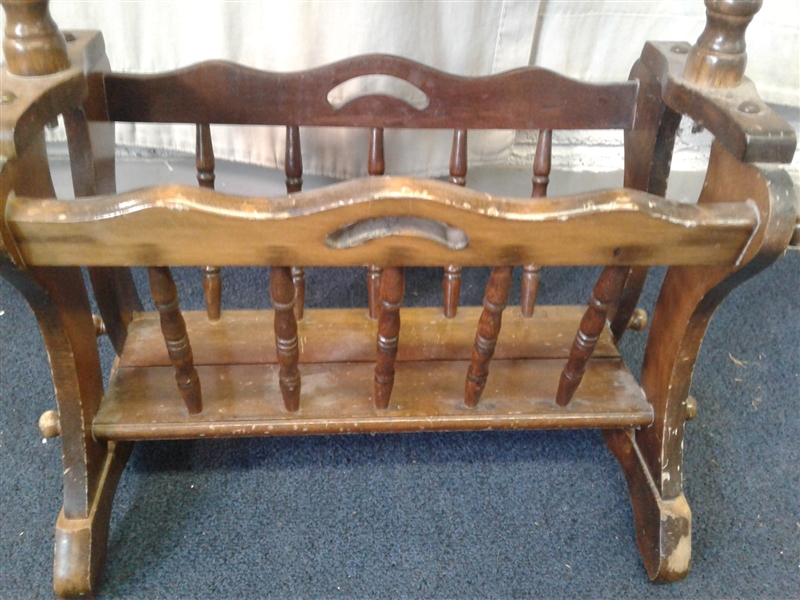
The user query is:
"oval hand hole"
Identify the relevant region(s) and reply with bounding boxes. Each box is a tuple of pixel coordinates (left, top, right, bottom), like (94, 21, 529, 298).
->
(327, 75, 430, 111)
(326, 217, 468, 250)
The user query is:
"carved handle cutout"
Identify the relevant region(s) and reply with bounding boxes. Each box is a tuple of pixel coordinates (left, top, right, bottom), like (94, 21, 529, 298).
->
(327, 74, 430, 111)
(326, 217, 468, 251)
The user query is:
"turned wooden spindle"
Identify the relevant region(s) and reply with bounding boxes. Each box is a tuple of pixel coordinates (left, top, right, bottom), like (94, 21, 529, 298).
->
(683, 0, 762, 89)
(1, 0, 69, 76)
(555, 266, 629, 407)
(521, 129, 552, 318)
(367, 127, 385, 319)
(374, 266, 404, 410)
(148, 267, 202, 414)
(285, 125, 305, 320)
(270, 266, 301, 412)
(195, 123, 222, 322)
(464, 266, 513, 408)
(443, 129, 467, 318)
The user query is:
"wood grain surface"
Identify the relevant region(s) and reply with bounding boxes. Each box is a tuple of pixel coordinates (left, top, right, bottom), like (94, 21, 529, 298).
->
(7, 179, 757, 268)
(93, 358, 651, 441)
(117, 306, 620, 369)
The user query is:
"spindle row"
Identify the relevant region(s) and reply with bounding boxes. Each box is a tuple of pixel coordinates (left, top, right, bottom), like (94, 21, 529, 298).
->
(194, 126, 559, 321)
(144, 125, 623, 414)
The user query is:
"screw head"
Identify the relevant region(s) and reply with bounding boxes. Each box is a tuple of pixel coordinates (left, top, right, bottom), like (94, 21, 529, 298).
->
(0, 91, 17, 105)
(738, 100, 761, 114)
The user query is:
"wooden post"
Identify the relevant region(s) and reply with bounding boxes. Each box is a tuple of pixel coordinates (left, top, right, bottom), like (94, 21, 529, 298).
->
(285, 125, 306, 320)
(367, 128, 385, 320)
(683, 0, 762, 88)
(464, 266, 513, 408)
(443, 129, 467, 318)
(196, 124, 223, 322)
(1, 0, 69, 76)
(521, 129, 551, 318)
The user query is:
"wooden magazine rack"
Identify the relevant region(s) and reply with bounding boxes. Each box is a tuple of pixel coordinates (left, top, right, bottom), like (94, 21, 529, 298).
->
(1, 1, 796, 596)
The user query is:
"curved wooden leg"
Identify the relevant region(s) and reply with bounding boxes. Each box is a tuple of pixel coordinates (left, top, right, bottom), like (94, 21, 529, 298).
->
(54, 442, 133, 598)
(1, 131, 132, 598)
(607, 141, 795, 582)
(604, 429, 691, 581)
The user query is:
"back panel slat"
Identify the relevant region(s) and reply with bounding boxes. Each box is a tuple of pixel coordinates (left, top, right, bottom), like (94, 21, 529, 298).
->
(97, 55, 638, 130)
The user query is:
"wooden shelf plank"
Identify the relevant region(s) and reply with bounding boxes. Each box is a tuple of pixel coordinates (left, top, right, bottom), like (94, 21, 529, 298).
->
(119, 305, 620, 368)
(93, 358, 651, 440)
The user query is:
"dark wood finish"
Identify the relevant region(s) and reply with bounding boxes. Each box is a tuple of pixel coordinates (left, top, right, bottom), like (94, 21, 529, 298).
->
(0, 132, 133, 598)
(366, 128, 386, 319)
(683, 0, 762, 88)
(443, 129, 467, 318)
(196, 123, 216, 188)
(531, 129, 552, 197)
(610, 55, 683, 343)
(603, 428, 691, 583)
(0, 0, 69, 76)
(464, 266, 513, 408)
(201, 266, 221, 320)
(285, 125, 305, 320)
(98, 56, 638, 131)
(147, 267, 202, 414)
(520, 265, 541, 318)
(640, 41, 795, 164)
(94, 359, 652, 440)
(270, 266, 301, 412)
(1, 1, 795, 594)
(607, 142, 795, 583)
(196, 123, 222, 321)
(521, 129, 551, 318)
(556, 266, 628, 406)
(63, 103, 144, 355)
(443, 264, 462, 318)
(367, 127, 385, 175)
(374, 266, 404, 409)
(285, 125, 304, 192)
(60, 40, 143, 357)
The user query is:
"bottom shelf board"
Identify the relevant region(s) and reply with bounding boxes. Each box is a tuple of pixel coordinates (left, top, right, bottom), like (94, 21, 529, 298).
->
(93, 358, 652, 440)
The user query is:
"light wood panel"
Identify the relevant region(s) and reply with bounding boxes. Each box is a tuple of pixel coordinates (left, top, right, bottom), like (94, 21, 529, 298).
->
(7, 178, 757, 267)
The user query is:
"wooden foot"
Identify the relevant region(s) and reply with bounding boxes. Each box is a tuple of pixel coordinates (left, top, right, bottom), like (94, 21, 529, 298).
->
(54, 441, 133, 598)
(604, 429, 691, 582)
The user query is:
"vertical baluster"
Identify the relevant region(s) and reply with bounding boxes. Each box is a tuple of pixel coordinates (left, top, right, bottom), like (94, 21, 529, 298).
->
(270, 266, 301, 412)
(148, 267, 202, 414)
(374, 266, 404, 409)
(285, 125, 305, 320)
(196, 123, 222, 322)
(444, 129, 467, 318)
(556, 266, 628, 407)
(464, 266, 513, 408)
(367, 127, 385, 319)
(521, 129, 552, 318)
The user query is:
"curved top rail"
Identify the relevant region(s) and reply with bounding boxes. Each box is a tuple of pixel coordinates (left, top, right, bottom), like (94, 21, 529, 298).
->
(96, 54, 638, 130)
(8, 176, 757, 268)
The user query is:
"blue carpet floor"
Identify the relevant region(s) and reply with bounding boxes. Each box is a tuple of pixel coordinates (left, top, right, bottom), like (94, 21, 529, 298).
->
(1, 251, 798, 599)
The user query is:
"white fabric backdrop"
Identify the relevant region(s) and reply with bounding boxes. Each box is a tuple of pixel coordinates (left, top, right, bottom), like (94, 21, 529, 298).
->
(48, 0, 541, 177)
(3, 1, 797, 176)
